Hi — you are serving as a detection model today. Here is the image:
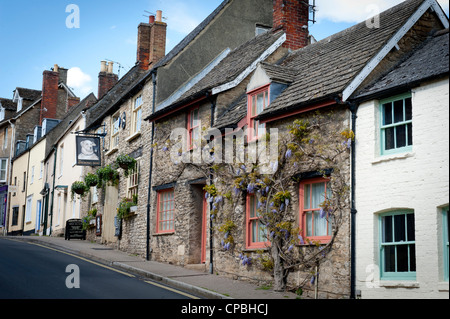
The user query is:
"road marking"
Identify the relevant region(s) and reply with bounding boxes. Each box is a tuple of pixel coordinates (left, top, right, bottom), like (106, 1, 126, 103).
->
(144, 280, 200, 299)
(27, 241, 135, 278)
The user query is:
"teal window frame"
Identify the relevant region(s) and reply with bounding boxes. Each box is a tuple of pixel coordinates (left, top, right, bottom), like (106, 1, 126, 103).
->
(380, 93, 413, 156)
(379, 210, 416, 281)
(443, 206, 449, 282)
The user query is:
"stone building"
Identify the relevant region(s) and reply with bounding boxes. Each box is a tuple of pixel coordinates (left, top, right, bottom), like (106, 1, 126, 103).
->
(144, 0, 449, 298)
(81, 0, 279, 258)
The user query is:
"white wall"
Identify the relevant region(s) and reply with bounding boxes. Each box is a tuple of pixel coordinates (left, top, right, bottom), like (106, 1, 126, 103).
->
(355, 77, 449, 298)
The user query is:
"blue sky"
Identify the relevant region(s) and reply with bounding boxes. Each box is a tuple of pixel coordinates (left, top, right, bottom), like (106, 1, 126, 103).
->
(0, 0, 448, 100)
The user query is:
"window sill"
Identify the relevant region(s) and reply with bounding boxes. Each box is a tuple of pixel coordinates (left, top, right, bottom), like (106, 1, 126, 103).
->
(153, 231, 175, 236)
(105, 147, 118, 157)
(438, 282, 449, 292)
(126, 131, 141, 143)
(242, 246, 269, 252)
(372, 152, 415, 165)
(379, 281, 419, 288)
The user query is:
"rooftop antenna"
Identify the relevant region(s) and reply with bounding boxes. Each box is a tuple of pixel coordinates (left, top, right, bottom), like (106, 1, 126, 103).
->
(308, 0, 317, 24)
(104, 59, 128, 78)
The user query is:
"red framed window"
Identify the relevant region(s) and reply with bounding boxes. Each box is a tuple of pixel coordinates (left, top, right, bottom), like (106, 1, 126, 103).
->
(299, 178, 332, 244)
(246, 194, 268, 249)
(187, 107, 200, 149)
(247, 85, 269, 141)
(156, 189, 175, 233)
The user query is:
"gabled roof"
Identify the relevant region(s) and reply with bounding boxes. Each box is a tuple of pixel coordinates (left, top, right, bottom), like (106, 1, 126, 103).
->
(355, 29, 449, 100)
(256, 0, 432, 120)
(85, 65, 148, 129)
(145, 29, 287, 122)
(14, 88, 42, 101)
(0, 98, 16, 111)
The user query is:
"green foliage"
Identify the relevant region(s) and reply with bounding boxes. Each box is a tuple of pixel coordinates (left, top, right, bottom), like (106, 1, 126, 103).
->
(71, 181, 89, 200)
(288, 119, 310, 142)
(97, 165, 119, 187)
(84, 173, 99, 188)
(116, 154, 137, 177)
(117, 197, 137, 220)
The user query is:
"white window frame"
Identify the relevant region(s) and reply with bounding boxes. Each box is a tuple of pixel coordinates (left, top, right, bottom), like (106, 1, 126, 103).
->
(0, 159, 7, 183)
(25, 195, 33, 223)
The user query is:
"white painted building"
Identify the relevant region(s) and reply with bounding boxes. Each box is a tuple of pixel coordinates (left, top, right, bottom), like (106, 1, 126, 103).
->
(353, 29, 449, 298)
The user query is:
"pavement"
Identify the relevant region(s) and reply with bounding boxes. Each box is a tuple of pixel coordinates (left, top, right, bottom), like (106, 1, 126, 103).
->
(4, 235, 299, 300)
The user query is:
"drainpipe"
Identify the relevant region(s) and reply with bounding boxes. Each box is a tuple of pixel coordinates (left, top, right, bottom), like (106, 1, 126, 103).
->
(146, 71, 157, 261)
(49, 146, 58, 236)
(20, 149, 31, 236)
(207, 92, 216, 275)
(348, 101, 359, 299)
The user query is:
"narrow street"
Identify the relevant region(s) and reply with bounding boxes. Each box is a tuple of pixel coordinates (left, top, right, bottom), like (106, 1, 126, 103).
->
(0, 238, 200, 299)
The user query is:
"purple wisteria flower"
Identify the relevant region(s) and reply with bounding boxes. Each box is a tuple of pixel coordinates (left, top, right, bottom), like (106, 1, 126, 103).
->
(298, 234, 305, 245)
(285, 149, 292, 159)
(288, 245, 294, 252)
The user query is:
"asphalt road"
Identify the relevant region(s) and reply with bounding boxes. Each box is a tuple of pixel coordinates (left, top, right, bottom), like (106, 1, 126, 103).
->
(0, 238, 200, 300)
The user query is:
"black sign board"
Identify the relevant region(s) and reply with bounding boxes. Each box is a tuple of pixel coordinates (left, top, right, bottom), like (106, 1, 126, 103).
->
(76, 136, 102, 167)
(65, 219, 86, 240)
(96, 215, 102, 236)
(114, 216, 122, 239)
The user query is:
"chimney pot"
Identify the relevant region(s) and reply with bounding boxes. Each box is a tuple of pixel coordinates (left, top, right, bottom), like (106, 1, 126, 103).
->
(54, 64, 59, 72)
(100, 61, 107, 73)
(156, 10, 162, 22)
(107, 62, 114, 74)
(149, 15, 155, 23)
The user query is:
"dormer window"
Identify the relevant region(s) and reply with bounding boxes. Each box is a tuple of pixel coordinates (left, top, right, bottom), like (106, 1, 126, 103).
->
(13, 91, 23, 112)
(0, 107, 5, 122)
(247, 84, 269, 141)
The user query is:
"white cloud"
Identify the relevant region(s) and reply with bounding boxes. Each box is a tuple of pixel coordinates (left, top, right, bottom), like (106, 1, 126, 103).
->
(67, 67, 93, 97)
(315, 0, 449, 23)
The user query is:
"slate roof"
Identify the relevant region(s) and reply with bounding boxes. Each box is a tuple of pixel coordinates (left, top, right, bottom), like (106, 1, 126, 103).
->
(15, 87, 42, 101)
(256, 0, 426, 120)
(85, 65, 148, 129)
(145, 29, 286, 122)
(0, 98, 16, 111)
(355, 29, 449, 100)
(44, 93, 98, 160)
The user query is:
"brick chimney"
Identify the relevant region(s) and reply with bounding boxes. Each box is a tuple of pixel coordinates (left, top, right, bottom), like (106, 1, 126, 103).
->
(98, 61, 119, 99)
(273, 0, 310, 50)
(137, 10, 167, 70)
(40, 64, 60, 125)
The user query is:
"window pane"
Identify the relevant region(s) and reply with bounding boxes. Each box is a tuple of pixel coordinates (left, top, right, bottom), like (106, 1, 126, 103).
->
(256, 93, 264, 115)
(385, 127, 395, 150)
(383, 103, 392, 125)
(304, 185, 310, 209)
(306, 212, 312, 236)
(407, 214, 415, 242)
(409, 244, 416, 272)
(407, 123, 413, 146)
(394, 214, 406, 242)
(396, 125, 407, 148)
(384, 245, 396, 272)
(311, 182, 325, 209)
(249, 196, 256, 218)
(314, 211, 327, 236)
(393, 100, 404, 123)
(405, 98, 412, 121)
(383, 215, 393, 243)
(397, 244, 409, 272)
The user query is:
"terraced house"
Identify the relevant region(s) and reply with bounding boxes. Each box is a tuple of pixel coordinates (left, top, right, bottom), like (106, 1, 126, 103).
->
(145, 0, 449, 298)
(3, 0, 448, 300)
(81, 0, 274, 258)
